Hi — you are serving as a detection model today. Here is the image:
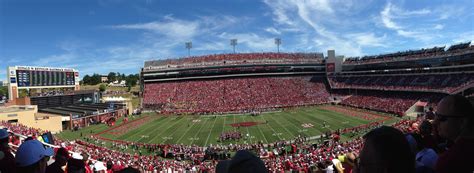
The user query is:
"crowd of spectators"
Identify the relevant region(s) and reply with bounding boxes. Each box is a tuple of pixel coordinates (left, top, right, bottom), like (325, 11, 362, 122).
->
(219, 131, 242, 142)
(2, 94, 472, 172)
(328, 73, 474, 93)
(144, 52, 324, 70)
(340, 91, 445, 116)
(0, 116, 414, 172)
(344, 42, 473, 65)
(143, 76, 330, 114)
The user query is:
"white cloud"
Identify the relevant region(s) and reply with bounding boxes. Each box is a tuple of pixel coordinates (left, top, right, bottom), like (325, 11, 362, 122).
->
(434, 24, 444, 30)
(379, 2, 437, 41)
(263, 0, 365, 56)
(381, 3, 402, 29)
(218, 32, 275, 51)
(346, 33, 388, 47)
(111, 18, 199, 40)
(452, 31, 474, 43)
(265, 27, 281, 35)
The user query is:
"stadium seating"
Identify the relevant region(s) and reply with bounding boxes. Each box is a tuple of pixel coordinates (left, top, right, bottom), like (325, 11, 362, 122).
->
(339, 91, 445, 116)
(1, 118, 420, 172)
(143, 76, 330, 114)
(328, 73, 474, 93)
(344, 42, 473, 64)
(144, 52, 324, 70)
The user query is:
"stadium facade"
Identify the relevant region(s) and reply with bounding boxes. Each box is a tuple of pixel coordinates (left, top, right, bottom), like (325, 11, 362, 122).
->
(141, 42, 474, 116)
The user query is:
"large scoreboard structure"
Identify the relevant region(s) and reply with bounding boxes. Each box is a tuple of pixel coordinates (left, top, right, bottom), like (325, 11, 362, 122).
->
(7, 66, 80, 100)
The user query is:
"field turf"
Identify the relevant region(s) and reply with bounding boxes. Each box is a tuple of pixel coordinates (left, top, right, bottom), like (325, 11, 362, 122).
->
(58, 105, 397, 146)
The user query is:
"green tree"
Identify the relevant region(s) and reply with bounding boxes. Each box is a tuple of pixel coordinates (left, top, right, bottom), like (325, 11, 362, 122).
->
(0, 86, 8, 98)
(99, 84, 107, 92)
(82, 75, 91, 85)
(107, 72, 116, 83)
(125, 74, 139, 87)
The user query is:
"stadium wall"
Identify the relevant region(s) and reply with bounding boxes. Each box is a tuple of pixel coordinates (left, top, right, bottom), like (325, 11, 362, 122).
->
(0, 105, 62, 133)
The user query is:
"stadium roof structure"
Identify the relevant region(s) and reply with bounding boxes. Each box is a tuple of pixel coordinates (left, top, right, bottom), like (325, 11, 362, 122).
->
(39, 103, 122, 117)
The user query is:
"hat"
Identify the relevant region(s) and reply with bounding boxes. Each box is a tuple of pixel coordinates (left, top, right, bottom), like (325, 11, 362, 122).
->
(56, 147, 70, 159)
(72, 152, 83, 160)
(94, 161, 107, 171)
(216, 150, 268, 173)
(15, 140, 54, 167)
(437, 95, 474, 117)
(0, 128, 8, 139)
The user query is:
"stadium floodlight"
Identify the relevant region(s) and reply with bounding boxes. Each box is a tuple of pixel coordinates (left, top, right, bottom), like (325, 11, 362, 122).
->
(185, 42, 192, 57)
(275, 38, 281, 53)
(230, 39, 238, 53)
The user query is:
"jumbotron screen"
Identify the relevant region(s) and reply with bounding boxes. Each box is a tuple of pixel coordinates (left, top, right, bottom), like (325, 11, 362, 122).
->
(16, 70, 76, 87)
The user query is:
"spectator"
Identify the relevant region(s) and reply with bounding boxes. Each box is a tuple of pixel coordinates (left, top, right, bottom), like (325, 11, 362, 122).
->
(343, 152, 356, 173)
(424, 107, 435, 120)
(67, 153, 86, 173)
(15, 139, 54, 173)
(356, 126, 415, 173)
(410, 133, 437, 172)
(94, 161, 107, 173)
(82, 153, 93, 173)
(434, 95, 474, 173)
(216, 150, 268, 173)
(106, 160, 113, 173)
(418, 120, 436, 150)
(0, 128, 16, 173)
(46, 147, 70, 173)
(118, 167, 140, 173)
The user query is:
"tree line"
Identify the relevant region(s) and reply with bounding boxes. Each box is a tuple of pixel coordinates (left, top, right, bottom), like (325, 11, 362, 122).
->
(81, 72, 139, 87)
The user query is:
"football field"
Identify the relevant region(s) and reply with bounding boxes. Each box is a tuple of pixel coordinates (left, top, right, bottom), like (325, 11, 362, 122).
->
(58, 105, 396, 146)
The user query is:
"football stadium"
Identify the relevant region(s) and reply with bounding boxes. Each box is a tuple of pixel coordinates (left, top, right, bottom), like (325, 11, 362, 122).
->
(1, 1, 474, 173)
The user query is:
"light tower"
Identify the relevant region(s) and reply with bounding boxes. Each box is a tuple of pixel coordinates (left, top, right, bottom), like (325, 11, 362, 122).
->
(275, 38, 281, 53)
(185, 42, 192, 57)
(230, 39, 238, 53)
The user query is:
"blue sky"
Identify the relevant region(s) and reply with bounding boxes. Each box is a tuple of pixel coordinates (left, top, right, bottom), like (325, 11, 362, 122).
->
(1, 0, 473, 80)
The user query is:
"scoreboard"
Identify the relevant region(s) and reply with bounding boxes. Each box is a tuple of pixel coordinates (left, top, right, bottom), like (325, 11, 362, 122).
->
(8, 66, 80, 100)
(16, 70, 77, 87)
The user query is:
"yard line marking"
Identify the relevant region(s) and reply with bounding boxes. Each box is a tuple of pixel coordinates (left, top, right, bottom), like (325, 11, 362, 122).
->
(190, 117, 209, 145)
(175, 117, 197, 144)
(149, 116, 186, 143)
(204, 116, 218, 146)
(250, 116, 269, 143)
(266, 112, 296, 139)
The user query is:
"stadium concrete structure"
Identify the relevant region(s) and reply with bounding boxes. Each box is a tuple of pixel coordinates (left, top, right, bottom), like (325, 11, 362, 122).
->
(141, 42, 474, 116)
(2, 66, 131, 133)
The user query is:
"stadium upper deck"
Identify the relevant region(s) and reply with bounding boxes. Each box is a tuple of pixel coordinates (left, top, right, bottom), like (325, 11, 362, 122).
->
(344, 42, 472, 65)
(143, 52, 324, 71)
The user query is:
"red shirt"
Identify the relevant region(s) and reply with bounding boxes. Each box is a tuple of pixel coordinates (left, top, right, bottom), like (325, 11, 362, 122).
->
(435, 137, 474, 173)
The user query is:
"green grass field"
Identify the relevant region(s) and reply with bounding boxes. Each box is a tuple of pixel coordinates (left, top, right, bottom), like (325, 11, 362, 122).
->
(58, 105, 398, 147)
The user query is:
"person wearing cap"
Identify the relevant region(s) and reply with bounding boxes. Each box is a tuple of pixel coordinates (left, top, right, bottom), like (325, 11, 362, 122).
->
(94, 161, 108, 173)
(67, 152, 86, 173)
(46, 147, 69, 173)
(216, 150, 268, 173)
(433, 95, 474, 173)
(0, 128, 16, 173)
(15, 139, 54, 173)
(82, 153, 93, 173)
